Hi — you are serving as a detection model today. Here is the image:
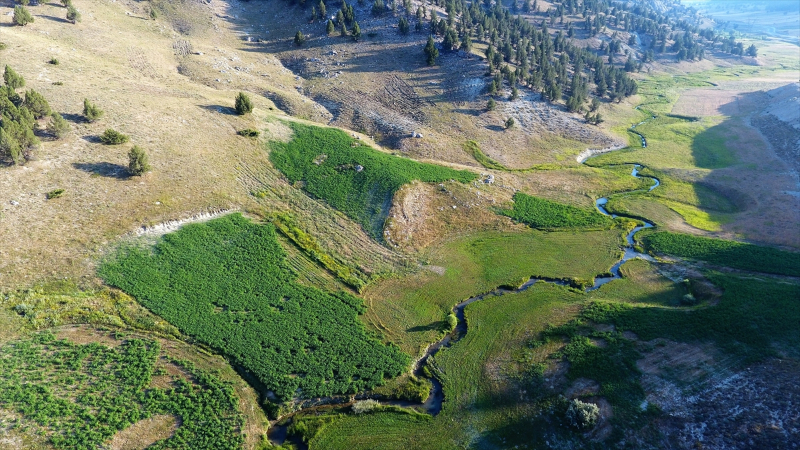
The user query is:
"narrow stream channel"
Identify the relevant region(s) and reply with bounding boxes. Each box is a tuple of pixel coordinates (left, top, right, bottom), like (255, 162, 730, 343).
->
(268, 112, 661, 446)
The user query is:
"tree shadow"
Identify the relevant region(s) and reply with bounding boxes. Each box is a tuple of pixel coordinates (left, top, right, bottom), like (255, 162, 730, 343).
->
(61, 113, 85, 123)
(40, 15, 71, 24)
(72, 162, 130, 179)
(486, 124, 506, 132)
(82, 135, 102, 144)
(406, 321, 445, 333)
(199, 104, 239, 116)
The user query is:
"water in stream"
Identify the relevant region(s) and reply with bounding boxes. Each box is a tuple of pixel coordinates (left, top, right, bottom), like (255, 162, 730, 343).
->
(268, 115, 662, 445)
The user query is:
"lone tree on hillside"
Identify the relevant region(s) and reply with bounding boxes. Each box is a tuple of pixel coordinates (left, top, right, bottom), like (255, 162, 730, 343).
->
(128, 145, 151, 176)
(100, 129, 130, 145)
(47, 113, 70, 139)
(352, 21, 361, 41)
(326, 19, 335, 35)
(235, 92, 253, 115)
(83, 99, 104, 122)
(505, 117, 515, 129)
(398, 17, 410, 35)
(294, 30, 306, 46)
(13, 6, 33, 26)
(746, 44, 758, 57)
(486, 98, 496, 111)
(424, 36, 438, 66)
(4, 66, 25, 90)
(67, 6, 81, 23)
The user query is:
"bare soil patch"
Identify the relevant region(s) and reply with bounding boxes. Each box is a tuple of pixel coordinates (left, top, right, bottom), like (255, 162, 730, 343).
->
(106, 415, 178, 450)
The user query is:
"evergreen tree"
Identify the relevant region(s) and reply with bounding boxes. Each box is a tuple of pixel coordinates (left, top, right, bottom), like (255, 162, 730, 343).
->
(4, 66, 25, 90)
(746, 44, 758, 57)
(352, 21, 361, 40)
(294, 31, 306, 46)
(442, 28, 458, 51)
(340, 22, 347, 37)
(47, 112, 70, 139)
(372, 0, 384, 16)
(128, 146, 151, 176)
(235, 92, 253, 115)
(326, 19, 335, 35)
(487, 98, 496, 111)
(319, 0, 326, 17)
(505, 117, 515, 129)
(399, 17, 410, 35)
(424, 35, 439, 66)
(23, 89, 51, 119)
(13, 6, 33, 26)
(66, 5, 81, 23)
(460, 34, 472, 52)
(83, 99, 104, 122)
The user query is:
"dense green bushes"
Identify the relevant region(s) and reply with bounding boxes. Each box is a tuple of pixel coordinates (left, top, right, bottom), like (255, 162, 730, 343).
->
(235, 92, 253, 115)
(0, 66, 47, 165)
(83, 98, 104, 122)
(128, 145, 150, 176)
(0, 332, 244, 449)
(501, 192, 612, 229)
(642, 231, 800, 276)
(269, 123, 477, 239)
(100, 128, 129, 145)
(100, 214, 409, 400)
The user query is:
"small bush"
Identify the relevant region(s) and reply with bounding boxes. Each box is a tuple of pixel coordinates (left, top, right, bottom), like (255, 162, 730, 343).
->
(47, 113, 70, 139)
(46, 189, 65, 199)
(505, 117, 515, 129)
(294, 31, 306, 46)
(149, 8, 157, 20)
(52, 81, 64, 86)
(100, 129, 130, 145)
(83, 99, 104, 122)
(13, 5, 33, 26)
(238, 128, 259, 137)
(351, 399, 380, 414)
(49, 58, 60, 66)
(0, 43, 6, 51)
(566, 399, 599, 429)
(234, 92, 253, 115)
(445, 313, 457, 331)
(60, 0, 72, 6)
(128, 145, 151, 176)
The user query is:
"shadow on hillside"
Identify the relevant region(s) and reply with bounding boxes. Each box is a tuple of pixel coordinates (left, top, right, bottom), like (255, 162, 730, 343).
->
(199, 104, 239, 116)
(72, 162, 130, 179)
(40, 15, 71, 24)
(61, 113, 85, 123)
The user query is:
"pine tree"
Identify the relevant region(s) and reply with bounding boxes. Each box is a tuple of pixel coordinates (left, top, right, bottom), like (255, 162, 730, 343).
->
(4, 66, 25, 90)
(424, 35, 439, 66)
(352, 21, 361, 40)
(505, 117, 515, 129)
(294, 31, 306, 46)
(340, 22, 347, 37)
(23, 89, 51, 119)
(83, 98, 104, 122)
(47, 112, 70, 139)
(319, 0, 326, 18)
(128, 146, 151, 176)
(398, 17, 410, 35)
(326, 19, 335, 35)
(460, 34, 472, 52)
(235, 92, 253, 115)
(13, 5, 33, 26)
(66, 5, 81, 23)
(487, 98, 496, 111)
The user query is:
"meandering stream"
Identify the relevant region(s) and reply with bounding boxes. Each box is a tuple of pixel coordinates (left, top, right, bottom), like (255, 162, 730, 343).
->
(268, 112, 660, 446)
